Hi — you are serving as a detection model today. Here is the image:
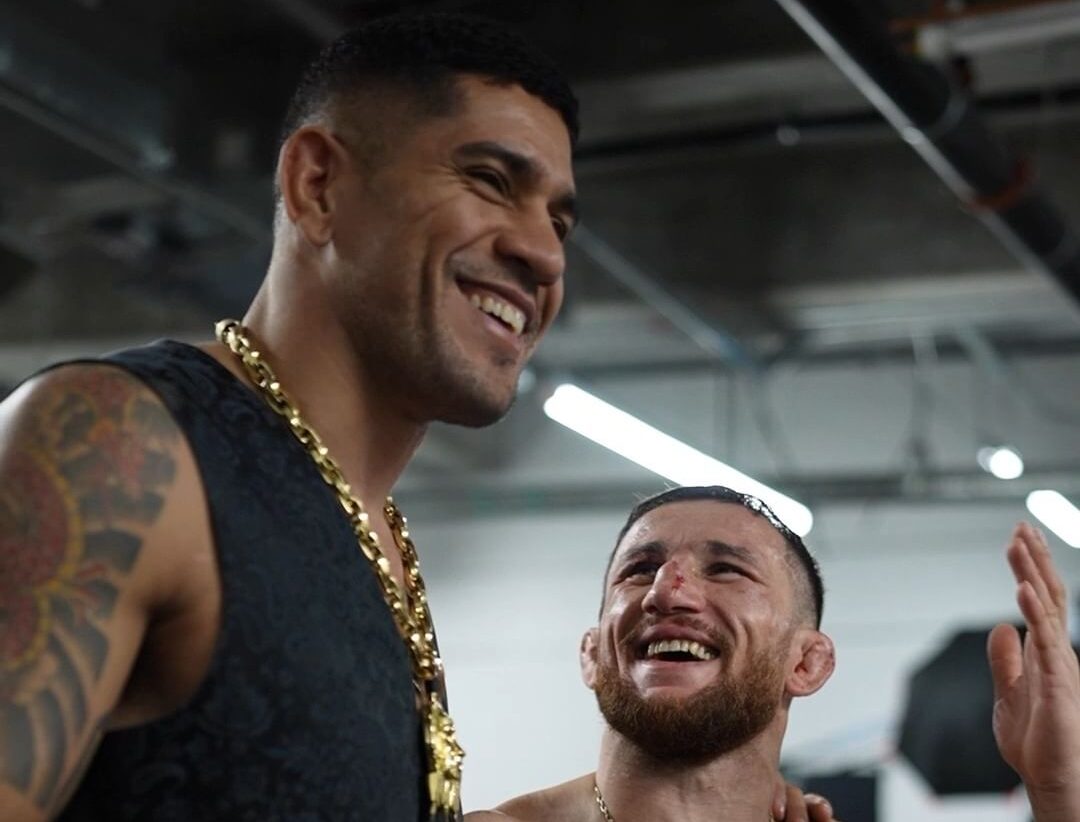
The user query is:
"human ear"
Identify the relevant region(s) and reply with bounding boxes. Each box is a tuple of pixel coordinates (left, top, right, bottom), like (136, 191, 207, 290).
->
(580, 628, 600, 690)
(785, 629, 835, 698)
(277, 126, 349, 247)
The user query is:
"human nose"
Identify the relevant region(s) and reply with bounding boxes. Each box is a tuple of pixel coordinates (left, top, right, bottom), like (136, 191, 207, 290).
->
(494, 208, 565, 288)
(641, 561, 705, 615)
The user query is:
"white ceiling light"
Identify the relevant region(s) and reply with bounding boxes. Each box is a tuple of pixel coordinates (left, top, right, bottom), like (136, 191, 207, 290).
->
(542, 383, 814, 536)
(976, 445, 1025, 480)
(1026, 490, 1080, 549)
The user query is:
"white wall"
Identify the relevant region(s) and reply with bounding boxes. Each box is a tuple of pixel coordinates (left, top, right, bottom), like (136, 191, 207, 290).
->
(413, 500, 1080, 820)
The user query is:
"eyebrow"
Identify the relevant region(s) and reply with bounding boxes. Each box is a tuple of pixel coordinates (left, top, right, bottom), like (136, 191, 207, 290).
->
(615, 542, 666, 569)
(454, 140, 579, 227)
(703, 541, 759, 567)
(614, 540, 759, 572)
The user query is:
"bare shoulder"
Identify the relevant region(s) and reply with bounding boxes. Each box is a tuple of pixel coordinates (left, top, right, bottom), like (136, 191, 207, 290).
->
(0, 362, 190, 602)
(494, 774, 597, 822)
(0, 362, 213, 818)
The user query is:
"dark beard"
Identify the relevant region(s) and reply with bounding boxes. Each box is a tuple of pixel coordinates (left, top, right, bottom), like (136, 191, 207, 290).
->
(593, 644, 786, 765)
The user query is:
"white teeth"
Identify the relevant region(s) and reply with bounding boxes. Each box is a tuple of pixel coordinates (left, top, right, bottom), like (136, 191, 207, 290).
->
(468, 292, 526, 336)
(645, 639, 717, 661)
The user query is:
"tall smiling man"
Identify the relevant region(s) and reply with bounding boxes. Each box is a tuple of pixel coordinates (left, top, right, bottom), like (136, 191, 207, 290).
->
(0, 14, 577, 821)
(492, 487, 1080, 822)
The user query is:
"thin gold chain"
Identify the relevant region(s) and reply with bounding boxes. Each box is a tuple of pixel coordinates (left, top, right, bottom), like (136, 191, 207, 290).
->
(214, 319, 463, 816)
(594, 782, 614, 822)
(594, 780, 775, 821)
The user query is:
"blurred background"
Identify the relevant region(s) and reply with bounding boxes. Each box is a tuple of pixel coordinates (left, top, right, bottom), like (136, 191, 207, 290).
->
(3, 0, 1080, 818)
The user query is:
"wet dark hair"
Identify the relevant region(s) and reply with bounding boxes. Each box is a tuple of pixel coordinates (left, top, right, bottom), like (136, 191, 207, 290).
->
(280, 12, 579, 148)
(602, 486, 825, 628)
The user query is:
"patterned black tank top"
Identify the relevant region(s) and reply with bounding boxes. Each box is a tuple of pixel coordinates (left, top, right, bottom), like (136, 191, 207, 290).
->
(58, 340, 430, 821)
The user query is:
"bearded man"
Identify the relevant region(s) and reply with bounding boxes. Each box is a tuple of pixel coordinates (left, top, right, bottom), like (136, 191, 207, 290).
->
(483, 487, 1080, 822)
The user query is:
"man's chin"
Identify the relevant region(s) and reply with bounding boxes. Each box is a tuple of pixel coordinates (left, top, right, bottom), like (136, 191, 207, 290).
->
(435, 388, 516, 428)
(421, 359, 519, 427)
(594, 658, 783, 763)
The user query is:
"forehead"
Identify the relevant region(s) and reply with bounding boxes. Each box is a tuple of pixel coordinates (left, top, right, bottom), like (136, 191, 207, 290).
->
(611, 501, 789, 572)
(414, 74, 574, 189)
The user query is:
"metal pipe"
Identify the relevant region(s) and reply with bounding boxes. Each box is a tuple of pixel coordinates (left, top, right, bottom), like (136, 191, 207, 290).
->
(774, 0, 1080, 308)
(570, 225, 758, 368)
(915, 0, 1080, 56)
(0, 85, 269, 243)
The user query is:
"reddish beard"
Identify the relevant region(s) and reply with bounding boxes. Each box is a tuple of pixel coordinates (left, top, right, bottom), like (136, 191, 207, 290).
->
(593, 641, 787, 764)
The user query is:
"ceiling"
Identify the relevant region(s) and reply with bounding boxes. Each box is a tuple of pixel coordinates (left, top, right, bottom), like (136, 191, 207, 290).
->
(2, 0, 1080, 514)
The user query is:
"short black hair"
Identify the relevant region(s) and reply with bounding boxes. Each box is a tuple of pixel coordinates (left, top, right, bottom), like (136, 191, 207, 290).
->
(280, 12, 579, 148)
(602, 486, 825, 628)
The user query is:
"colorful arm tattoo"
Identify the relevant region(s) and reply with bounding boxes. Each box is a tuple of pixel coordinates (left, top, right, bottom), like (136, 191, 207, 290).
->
(0, 367, 180, 810)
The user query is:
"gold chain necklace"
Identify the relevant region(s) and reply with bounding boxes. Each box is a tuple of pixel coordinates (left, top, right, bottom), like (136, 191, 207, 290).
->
(594, 780, 775, 821)
(594, 781, 614, 821)
(215, 319, 464, 819)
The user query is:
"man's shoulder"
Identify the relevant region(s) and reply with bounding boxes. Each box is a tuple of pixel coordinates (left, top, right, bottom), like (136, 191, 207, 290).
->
(0, 357, 209, 596)
(0, 360, 172, 443)
(491, 773, 596, 822)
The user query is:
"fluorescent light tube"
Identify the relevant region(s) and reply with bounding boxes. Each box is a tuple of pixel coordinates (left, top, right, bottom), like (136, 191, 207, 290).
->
(543, 383, 814, 536)
(977, 445, 1025, 480)
(1026, 490, 1080, 548)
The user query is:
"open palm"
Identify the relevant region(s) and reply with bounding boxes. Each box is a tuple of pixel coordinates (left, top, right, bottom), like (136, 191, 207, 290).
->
(988, 523, 1080, 819)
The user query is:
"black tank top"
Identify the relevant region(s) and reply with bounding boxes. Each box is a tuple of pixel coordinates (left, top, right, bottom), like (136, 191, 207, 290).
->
(58, 340, 431, 821)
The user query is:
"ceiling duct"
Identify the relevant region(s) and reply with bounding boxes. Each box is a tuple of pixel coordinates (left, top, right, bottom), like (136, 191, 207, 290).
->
(774, 0, 1080, 309)
(0, 237, 36, 302)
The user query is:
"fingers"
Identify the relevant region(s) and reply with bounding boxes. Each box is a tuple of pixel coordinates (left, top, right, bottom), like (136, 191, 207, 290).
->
(1007, 523, 1066, 632)
(1026, 525, 1069, 630)
(1003, 523, 1077, 688)
(988, 622, 1023, 702)
(805, 793, 835, 821)
(771, 780, 787, 820)
(771, 783, 834, 821)
(773, 782, 797, 821)
(779, 783, 807, 822)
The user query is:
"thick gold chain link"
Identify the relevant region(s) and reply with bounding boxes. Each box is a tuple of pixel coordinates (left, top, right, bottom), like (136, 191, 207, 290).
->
(215, 319, 463, 817)
(215, 319, 440, 679)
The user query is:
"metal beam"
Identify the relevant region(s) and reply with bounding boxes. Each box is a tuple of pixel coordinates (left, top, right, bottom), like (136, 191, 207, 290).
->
(0, 5, 268, 243)
(397, 465, 1080, 521)
(0, 5, 172, 170)
(916, 1, 1080, 57)
(774, 0, 1080, 309)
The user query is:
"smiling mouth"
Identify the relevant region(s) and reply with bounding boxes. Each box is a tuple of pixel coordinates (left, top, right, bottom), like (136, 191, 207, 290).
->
(468, 292, 526, 337)
(643, 639, 718, 662)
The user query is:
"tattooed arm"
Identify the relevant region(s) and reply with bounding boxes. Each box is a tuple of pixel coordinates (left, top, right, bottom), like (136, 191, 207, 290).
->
(0, 365, 196, 820)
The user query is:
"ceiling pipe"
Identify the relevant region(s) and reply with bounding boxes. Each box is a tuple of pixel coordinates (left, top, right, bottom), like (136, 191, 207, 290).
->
(773, 0, 1080, 309)
(570, 225, 759, 369)
(913, 0, 1080, 57)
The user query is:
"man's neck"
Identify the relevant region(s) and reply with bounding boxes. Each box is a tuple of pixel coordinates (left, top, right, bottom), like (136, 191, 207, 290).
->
(593, 730, 780, 822)
(234, 272, 426, 504)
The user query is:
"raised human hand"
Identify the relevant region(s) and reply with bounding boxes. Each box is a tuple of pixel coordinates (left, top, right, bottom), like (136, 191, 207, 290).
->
(987, 522, 1080, 821)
